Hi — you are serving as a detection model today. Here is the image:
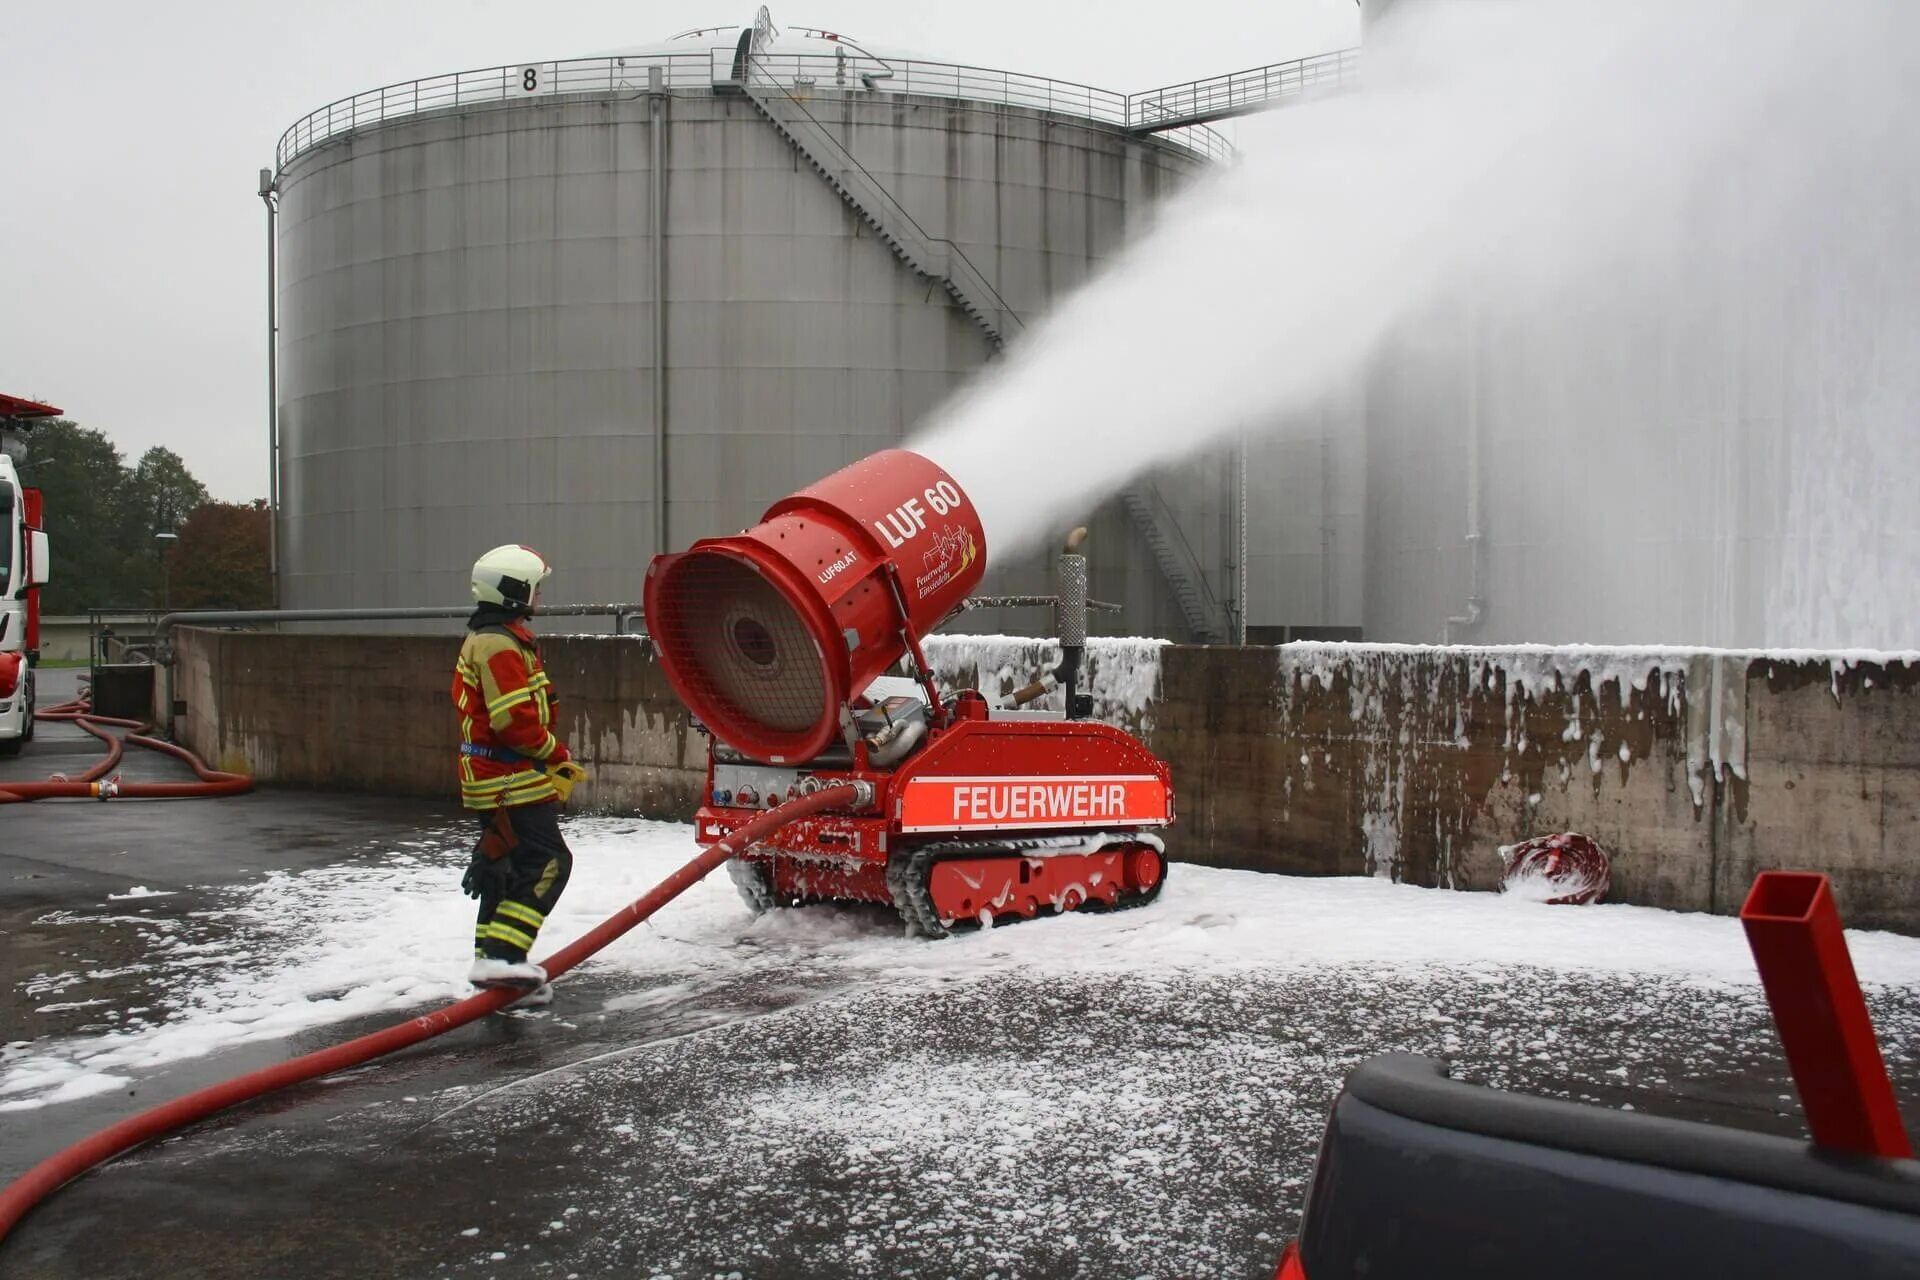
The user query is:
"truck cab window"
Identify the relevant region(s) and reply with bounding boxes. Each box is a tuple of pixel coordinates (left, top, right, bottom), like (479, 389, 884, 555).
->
(0, 484, 13, 589)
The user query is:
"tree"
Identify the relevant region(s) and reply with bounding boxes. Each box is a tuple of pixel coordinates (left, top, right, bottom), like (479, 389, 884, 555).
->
(19, 420, 132, 613)
(118, 447, 210, 604)
(18, 423, 222, 612)
(166, 500, 272, 610)
(127, 447, 209, 537)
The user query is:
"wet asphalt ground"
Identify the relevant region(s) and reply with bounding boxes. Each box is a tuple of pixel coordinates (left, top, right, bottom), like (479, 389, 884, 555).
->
(6, 669, 1920, 1278)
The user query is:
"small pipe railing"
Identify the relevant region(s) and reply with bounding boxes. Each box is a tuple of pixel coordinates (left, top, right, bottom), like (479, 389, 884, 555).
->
(1128, 47, 1361, 130)
(152, 603, 646, 650)
(151, 603, 646, 741)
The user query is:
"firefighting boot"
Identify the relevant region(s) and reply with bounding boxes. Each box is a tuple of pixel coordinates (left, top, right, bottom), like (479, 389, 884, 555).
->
(505, 983, 554, 1010)
(468, 957, 548, 991)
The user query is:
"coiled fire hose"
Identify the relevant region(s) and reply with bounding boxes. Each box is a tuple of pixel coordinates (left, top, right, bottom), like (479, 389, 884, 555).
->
(0, 781, 870, 1246)
(0, 696, 252, 804)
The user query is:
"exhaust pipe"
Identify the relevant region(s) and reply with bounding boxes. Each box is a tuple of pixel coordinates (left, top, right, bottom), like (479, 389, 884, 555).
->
(1001, 527, 1093, 718)
(1054, 526, 1091, 719)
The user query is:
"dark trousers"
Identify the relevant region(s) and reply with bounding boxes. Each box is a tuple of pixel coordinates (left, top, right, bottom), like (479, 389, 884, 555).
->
(472, 802, 574, 962)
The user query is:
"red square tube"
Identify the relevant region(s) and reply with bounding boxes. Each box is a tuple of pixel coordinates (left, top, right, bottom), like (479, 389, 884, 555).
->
(1740, 871, 1913, 1158)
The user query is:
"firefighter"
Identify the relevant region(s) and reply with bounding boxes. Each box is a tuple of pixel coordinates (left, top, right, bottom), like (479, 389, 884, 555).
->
(453, 544, 588, 1006)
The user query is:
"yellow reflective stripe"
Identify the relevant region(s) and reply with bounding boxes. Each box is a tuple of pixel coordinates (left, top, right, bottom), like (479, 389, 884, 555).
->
(494, 901, 545, 929)
(487, 774, 556, 797)
(533, 857, 561, 900)
(526, 731, 559, 761)
(460, 774, 527, 794)
(462, 786, 554, 807)
(459, 715, 477, 783)
(486, 920, 537, 951)
(488, 687, 533, 715)
(527, 672, 551, 691)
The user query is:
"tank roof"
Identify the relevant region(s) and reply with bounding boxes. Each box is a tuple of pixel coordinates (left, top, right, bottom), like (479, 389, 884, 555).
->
(601, 23, 938, 66)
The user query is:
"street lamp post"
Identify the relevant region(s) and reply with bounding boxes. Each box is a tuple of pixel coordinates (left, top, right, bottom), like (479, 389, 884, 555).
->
(258, 168, 280, 608)
(155, 532, 179, 612)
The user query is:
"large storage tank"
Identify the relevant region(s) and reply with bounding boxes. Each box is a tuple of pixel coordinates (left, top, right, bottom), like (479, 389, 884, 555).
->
(271, 16, 1227, 633)
(1355, 292, 1815, 649)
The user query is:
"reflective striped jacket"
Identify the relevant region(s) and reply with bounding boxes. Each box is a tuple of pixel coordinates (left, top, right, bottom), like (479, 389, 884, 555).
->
(451, 620, 567, 809)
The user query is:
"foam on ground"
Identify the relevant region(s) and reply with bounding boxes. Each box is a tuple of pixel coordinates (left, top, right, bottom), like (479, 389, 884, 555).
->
(7, 816, 1920, 1112)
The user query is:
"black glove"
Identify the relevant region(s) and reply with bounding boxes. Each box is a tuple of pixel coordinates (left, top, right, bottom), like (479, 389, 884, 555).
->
(460, 810, 518, 900)
(461, 848, 513, 900)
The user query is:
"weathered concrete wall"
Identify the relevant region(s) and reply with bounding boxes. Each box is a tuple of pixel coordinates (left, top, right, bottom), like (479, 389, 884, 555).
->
(1728, 659, 1920, 930)
(169, 628, 704, 818)
(1157, 646, 1712, 905)
(173, 629, 1920, 931)
(928, 638, 1920, 932)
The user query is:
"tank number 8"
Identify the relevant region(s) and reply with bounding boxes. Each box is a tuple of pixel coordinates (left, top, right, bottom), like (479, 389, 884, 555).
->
(518, 66, 540, 94)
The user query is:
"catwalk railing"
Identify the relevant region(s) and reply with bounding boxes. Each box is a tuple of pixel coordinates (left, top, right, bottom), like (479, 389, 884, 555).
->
(273, 48, 1246, 173)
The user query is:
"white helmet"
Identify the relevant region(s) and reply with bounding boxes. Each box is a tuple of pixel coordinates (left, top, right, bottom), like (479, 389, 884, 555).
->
(471, 544, 552, 612)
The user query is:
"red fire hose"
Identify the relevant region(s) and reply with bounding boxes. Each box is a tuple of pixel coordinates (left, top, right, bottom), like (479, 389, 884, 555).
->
(0, 782, 869, 1246)
(0, 696, 252, 804)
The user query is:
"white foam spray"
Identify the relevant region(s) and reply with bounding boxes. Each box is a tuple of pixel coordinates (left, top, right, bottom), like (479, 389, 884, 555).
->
(912, 0, 1920, 646)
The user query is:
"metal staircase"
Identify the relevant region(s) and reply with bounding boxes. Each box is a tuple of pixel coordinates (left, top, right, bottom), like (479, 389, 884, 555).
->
(726, 8, 1230, 643)
(730, 23, 1019, 348)
(1119, 483, 1230, 644)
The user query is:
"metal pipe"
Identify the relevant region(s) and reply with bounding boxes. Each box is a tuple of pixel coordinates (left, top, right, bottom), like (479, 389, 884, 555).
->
(1444, 310, 1486, 643)
(1055, 533, 1089, 717)
(1237, 431, 1249, 645)
(155, 602, 646, 644)
(649, 66, 670, 559)
(257, 169, 280, 607)
(949, 595, 1123, 613)
(1320, 417, 1334, 626)
(1003, 679, 1050, 708)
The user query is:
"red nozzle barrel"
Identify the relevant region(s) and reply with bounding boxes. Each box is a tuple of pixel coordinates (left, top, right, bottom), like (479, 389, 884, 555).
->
(644, 449, 986, 764)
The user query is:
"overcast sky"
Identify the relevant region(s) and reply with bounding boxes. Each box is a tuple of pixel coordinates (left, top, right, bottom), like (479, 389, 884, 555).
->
(0, 1, 1358, 501)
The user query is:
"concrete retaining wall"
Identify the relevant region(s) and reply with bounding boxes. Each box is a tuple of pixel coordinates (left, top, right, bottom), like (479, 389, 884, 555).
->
(171, 629, 1920, 931)
(170, 628, 704, 818)
(1160, 645, 1920, 933)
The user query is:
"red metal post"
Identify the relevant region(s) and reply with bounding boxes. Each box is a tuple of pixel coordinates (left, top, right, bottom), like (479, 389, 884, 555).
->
(1740, 871, 1913, 1158)
(21, 487, 42, 655)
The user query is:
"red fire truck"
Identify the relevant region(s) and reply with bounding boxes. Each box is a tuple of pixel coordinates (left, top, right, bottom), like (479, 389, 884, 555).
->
(0, 393, 58, 756)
